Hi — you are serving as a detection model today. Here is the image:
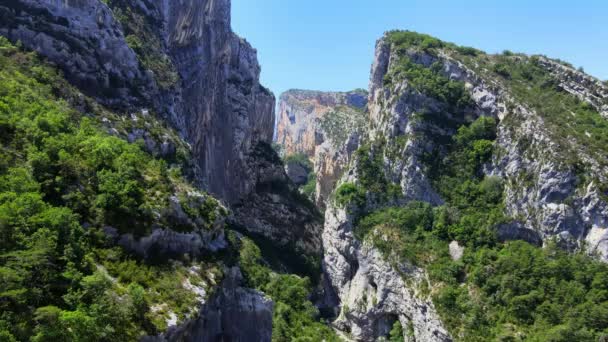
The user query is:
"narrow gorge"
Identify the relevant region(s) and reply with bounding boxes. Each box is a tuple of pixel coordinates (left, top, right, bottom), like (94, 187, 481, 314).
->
(0, 1, 607, 342)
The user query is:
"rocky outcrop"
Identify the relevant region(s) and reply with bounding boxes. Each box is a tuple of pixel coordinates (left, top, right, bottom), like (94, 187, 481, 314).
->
(285, 159, 312, 186)
(367, 38, 448, 206)
(0, 0, 154, 109)
(0, 0, 274, 206)
(231, 142, 323, 260)
(314, 131, 363, 208)
(322, 205, 450, 341)
(276, 89, 369, 208)
(149, 267, 274, 342)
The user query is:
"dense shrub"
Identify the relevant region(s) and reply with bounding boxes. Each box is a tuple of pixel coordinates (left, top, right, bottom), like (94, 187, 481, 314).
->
(455, 46, 482, 56)
(493, 63, 512, 78)
(335, 182, 365, 207)
(386, 58, 472, 111)
(284, 152, 312, 169)
(387, 30, 445, 52)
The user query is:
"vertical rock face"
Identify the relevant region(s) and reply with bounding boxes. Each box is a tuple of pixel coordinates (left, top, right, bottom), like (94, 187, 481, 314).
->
(275, 89, 369, 208)
(276, 89, 368, 158)
(0, 0, 274, 206)
(320, 32, 608, 341)
(159, 268, 274, 342)
(160, 0, 275, 204)
(0, 0, 154, 108)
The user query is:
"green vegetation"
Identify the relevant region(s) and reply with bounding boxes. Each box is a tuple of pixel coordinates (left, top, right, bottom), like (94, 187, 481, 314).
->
(235, 236, 340, 342)
(334, 141, 402, 208)
(384, 56, 472, 112)
(106, 1, 179, 89)
(335, 182, 366, 207)
(0, 37, 222, 340)
(454, 46, 483, 56)
(318, 105, 368, 146)
(492, 55, 608, 168)
(386, 30, 445, 53)
(444, 41, 608, 170)
(388, 320, 404, 342)
(301, 172, 317, 200)
(354, 111, 608, 340)
(284, 152, 313, 170)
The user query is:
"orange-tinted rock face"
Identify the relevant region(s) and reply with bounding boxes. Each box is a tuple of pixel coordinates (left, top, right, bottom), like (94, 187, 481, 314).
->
(276, 89, 368, 159)
(275, 89, 368, 208)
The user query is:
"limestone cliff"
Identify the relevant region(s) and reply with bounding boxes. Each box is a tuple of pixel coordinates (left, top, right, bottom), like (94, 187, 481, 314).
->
(0, 1, 322, 340)
(0, 0, 274, 205)
(276, 89, 367, 158)
(318, 31, 608, 341)
(0, 0, 323, 259)
(276, 89, 369, 208)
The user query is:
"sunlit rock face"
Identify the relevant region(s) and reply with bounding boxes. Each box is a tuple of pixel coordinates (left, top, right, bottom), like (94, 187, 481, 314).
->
(320, 32, 608, 341)
(276, 89, 369, 208)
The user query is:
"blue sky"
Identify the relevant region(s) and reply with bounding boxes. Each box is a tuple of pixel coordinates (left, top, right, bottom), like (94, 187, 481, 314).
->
(232, 0, 607, 98)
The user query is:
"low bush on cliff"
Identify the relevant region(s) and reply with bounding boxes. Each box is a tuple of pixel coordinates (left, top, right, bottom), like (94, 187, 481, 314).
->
(387, 30, 445, 53)
(384, 56, 472, 112)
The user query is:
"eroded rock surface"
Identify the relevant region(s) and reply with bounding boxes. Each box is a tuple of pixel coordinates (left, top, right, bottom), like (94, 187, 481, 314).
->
(150, 268, 274, 342)
(276, 89, 369, 208)
(322, 206, 451, 341)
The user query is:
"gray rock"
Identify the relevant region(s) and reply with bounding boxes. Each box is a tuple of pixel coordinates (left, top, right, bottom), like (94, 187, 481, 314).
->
(285, 160, 311, 186)
(322, 206, 451, 341)
(496, 221, 543, 246)
(231, 143, 323, 259)
(0, 0, 154, 109)
(116, 227, 226, 261)
(448, 241, 464, 261)
(150, 267, 274, 342)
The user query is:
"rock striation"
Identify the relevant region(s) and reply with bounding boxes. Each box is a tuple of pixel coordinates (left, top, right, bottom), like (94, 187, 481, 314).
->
(0, 0, 274, 206)
(276, 89, 369, 208)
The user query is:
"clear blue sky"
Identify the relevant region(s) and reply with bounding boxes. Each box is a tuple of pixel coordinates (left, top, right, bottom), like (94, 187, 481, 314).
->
(232, 0, 607, 98)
